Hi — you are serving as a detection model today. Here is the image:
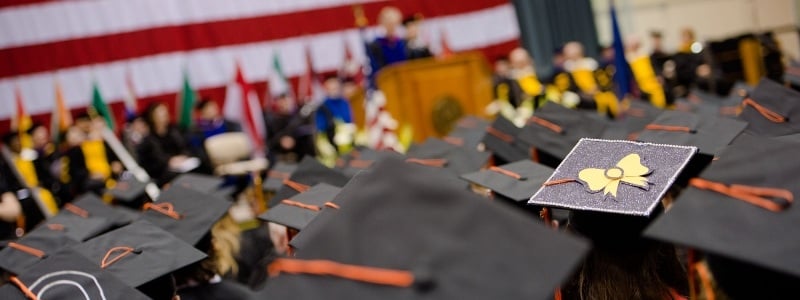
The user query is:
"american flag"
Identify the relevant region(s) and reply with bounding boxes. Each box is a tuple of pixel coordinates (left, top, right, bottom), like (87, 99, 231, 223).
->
(0, 0, 521, 133)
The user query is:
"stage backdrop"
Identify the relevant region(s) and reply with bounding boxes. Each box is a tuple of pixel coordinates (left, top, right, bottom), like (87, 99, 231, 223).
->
(0, 0, 521, 132)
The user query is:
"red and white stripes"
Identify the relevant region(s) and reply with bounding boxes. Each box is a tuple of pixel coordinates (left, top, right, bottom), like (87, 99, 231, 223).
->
(0, 0, 520, 125)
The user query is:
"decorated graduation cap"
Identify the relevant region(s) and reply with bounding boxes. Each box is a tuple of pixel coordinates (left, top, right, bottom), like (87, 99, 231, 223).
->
(602, 99, 663, 140)
(645, 134, 800, 283)
(636, 110, 748, 156)
(529, 138, 698, 216)
(258, 158, 590, 299)
(70, 193, 139, 228)
(518, 102, 608, 168)
(140, 185, 231, 246)
(8, 249, 150, 300)
(461, 160, 553, 203)
(263, 162, 298, 192)
(71, 220, 207, 288)
(481, 116, 529, 164)
(738, 78, 800, 137)
(258, 183, 342, 231)
(0, 225, 77, 275)
(270, 156, 350, 207)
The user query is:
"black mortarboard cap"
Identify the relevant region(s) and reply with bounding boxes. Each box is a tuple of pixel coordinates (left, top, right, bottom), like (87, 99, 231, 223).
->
(335, 148, 404, 178)
(0, 284, 26, 300)
(461, 160, 553, 202)
(518, 102, 608, 167)
(481, 116, 528, 164)
(445, 116, 489, 150)
(270, 156, 350, 207)
(0, 225, 77, 275)
(107, 176, 148, 205)
(602, 99, 663, 140)
(258, 183, 342, 231)
(259, 158, 589, 299)
(71, 220, 207, 287)
(406, 138, 491, 176)
(636, 110, 747, 156)
(41, 212, 112, 242)
(140, 185, 232, 246)
(738, 78, 800, 137)
(11, 249, 150, 300)
(288, 170, 371, 251)
(264, 162, 298, 192)
(69, 193, 139, 228)
(169, 173, 233, 199)
(529, 138, 697, 216)
(645, 134, 800, 279)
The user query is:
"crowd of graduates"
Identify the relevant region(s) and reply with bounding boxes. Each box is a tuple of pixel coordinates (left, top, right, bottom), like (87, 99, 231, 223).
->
(1, 5, 799, 300)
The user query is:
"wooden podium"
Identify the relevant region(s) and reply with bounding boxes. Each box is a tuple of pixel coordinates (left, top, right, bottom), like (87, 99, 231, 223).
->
(375, 52, 493, 143)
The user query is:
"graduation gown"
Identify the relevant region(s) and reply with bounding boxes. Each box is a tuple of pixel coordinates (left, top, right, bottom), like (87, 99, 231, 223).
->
(178, 278, 255, 300)
(136, 126, 188, 186)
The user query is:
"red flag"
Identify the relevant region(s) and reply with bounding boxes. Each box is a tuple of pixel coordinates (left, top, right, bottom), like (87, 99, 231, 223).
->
(342, 39, 365, 86)
(224, 63, 267, 154)
(13, 86, 33, 148)
(439, 29, 454, 58)
(297, 45, 316, 104)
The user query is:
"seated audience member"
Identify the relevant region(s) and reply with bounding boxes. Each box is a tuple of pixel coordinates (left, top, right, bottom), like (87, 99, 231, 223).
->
(136, 102, 192, 185)
(403, 13, 432, 60)
(69, 114, 123, 194)
(189, 98, 241, 173)
(626, 36, 668, 108)
(315, 76, 356, 159)
(265, 93, 315, 163)
(3, 131, 60, 217)
(0, 162, 23, 241)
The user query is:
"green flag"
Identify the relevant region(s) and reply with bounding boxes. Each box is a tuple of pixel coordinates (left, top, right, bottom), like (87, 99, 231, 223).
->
(178, 70, 196, 131)
(271, 52, 291, 98)
(91, 82, 115, 130)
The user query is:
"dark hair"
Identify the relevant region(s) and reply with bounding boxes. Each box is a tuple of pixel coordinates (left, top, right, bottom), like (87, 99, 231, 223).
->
(142, 102, 167, 131)
(561, 211, 688, 300)
(195, 97, 214, 112)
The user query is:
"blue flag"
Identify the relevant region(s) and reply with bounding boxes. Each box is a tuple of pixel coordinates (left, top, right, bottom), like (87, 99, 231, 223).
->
(611, 4, 632, 99)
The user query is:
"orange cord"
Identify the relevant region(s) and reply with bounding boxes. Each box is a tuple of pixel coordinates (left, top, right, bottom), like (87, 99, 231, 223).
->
(8, 242, 45, 258)
(63, 203, 89, 218)
(283, 179, 311, 193)
(528, 116, 563, 134)
(543, 178, 577, 187)
(100, 246, 135, 269)
(324, 202, 340, 209)
(280, 199, 321, 212)
(268, 258, 415, 287)
(645, 124, 694, 133)
(690, 178, 793, 212)
(741, 98, 786, 123)
(9, 276, 37, 300)
(405, 158, 448, 168)
(489, 166, 523, 180)
(486, 127, 514, 143)
(143, 202, 182, 220)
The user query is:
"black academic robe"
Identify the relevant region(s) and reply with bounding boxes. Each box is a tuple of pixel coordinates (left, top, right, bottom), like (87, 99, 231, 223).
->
(62, 142, 119, 200)
(264, 111, 315, 163)
(136, 126, 189, 186)
(235, 223, 275, 287)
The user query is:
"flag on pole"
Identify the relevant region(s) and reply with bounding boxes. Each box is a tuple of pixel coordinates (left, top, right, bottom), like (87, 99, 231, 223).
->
(51, 81, 73, 143)
(439, 28, 454, 58)
(13, 86, 33, 149)
(341, 39, 365, 87)
(270, 52, 292, 98)
(610, 3, 632, 100)
(297, 44, 320, 104)
(123, 71, 139, 119)
(177, 70, 196, 131)
(225, 63, 267, 154)
(90, 82, 115, 131)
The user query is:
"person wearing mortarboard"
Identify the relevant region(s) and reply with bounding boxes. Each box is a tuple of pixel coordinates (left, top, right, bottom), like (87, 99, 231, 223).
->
(529, 138, 697, 300)
(402, 13, 432, 60)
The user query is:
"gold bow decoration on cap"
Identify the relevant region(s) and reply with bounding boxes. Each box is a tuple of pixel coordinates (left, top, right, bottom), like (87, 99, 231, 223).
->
(578, 153, 651, 197)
